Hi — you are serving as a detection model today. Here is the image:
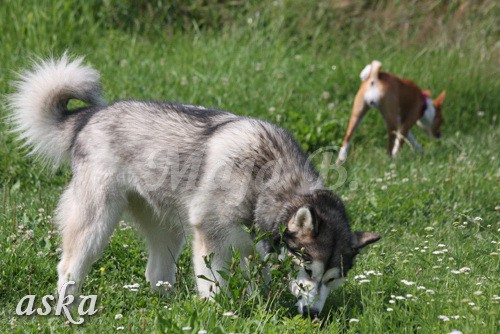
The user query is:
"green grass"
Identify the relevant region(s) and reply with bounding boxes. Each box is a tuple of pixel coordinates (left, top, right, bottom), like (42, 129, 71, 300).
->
(0, 0, 498, 333)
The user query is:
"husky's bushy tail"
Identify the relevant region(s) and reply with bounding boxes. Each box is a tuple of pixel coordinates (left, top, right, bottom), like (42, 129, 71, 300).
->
(8, 54, 104, 166)
(359, 60, 382, 82)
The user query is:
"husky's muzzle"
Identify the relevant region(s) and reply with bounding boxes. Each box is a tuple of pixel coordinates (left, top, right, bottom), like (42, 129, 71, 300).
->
(290, 266, 346, 317)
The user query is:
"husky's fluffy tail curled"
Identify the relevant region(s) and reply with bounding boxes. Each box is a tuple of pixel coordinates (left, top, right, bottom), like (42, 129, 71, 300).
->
(359, 60, 382, 82)
(8, 54, 104, 166)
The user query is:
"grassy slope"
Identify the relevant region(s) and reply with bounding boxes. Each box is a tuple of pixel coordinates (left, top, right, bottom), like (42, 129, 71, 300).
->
(0, 1, 498, 333)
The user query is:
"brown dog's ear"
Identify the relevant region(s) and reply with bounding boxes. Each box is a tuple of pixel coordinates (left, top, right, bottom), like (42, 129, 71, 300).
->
(422, 90, 432, 98)
(433, 91, 446, 107)
(288, 206, 317, 236)
(353, 231, 381, 249)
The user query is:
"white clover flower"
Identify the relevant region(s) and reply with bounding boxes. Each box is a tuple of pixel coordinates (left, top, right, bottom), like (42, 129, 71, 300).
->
(123, 283, 140, 290)
(389, 300, 395, 304)
(426, 290, 435, 295)
(424, 226, 434, 232)
(223, 311, 235, 317)
(438, 244, 446, 247)
(364, 270, 382, 276)
(473, 217, 482, 221)
(381, 185, 388, 191)
(24, 230, 34, 240)
(417, 286, 426, 290)
(115, 314, 123, 320)
(438, 315, 450, 322)
(395, 296, 405, 300)
(400, 280, 416, 286)
(116, 326, 124, 330)
(358, 279, 371, 284)
(182, 326, 192, 331)
(474, 291, 483, 296)
(155, 281, 173, 290)
(198, 331, 208, 334)
(448, 330, 463, 334)
(10, 317, 17, 328)
(387, 308, 394, 312)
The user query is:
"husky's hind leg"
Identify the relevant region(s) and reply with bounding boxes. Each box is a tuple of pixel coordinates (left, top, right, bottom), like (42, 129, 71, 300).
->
(128, 195, 186, 293)
(56, 177, 126, 298)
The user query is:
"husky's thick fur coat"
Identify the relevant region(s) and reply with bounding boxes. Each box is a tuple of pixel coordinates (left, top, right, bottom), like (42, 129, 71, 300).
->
(9, 55, 380, 317)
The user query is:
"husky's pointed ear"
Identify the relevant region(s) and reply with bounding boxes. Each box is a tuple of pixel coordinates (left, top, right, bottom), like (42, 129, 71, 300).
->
(353, 231, 381, 250)
(288, 206, 317, 236)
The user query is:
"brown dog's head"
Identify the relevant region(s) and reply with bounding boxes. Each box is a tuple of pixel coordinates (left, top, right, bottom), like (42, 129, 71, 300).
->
(431, 91, 446, 138)
(419, 90, 446, 138)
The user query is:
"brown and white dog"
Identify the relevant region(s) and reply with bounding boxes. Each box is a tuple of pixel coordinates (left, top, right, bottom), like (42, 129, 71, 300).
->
(337, 60, 446, 163)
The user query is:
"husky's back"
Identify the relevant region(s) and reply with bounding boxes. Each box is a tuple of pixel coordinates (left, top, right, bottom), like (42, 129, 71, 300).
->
(9, 55, 320, 221)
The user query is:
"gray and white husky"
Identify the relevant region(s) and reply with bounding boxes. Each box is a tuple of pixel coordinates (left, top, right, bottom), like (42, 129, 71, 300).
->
(9, 55, 380, 317)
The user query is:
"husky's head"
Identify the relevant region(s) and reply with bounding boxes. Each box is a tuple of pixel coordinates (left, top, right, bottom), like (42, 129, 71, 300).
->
(282, 190, 380, 317)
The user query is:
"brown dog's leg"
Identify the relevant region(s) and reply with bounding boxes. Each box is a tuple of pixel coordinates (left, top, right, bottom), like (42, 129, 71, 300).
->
(337, 92, 369, 164)
(392, 108, 422, 156)
(387, 127, 398, 156)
